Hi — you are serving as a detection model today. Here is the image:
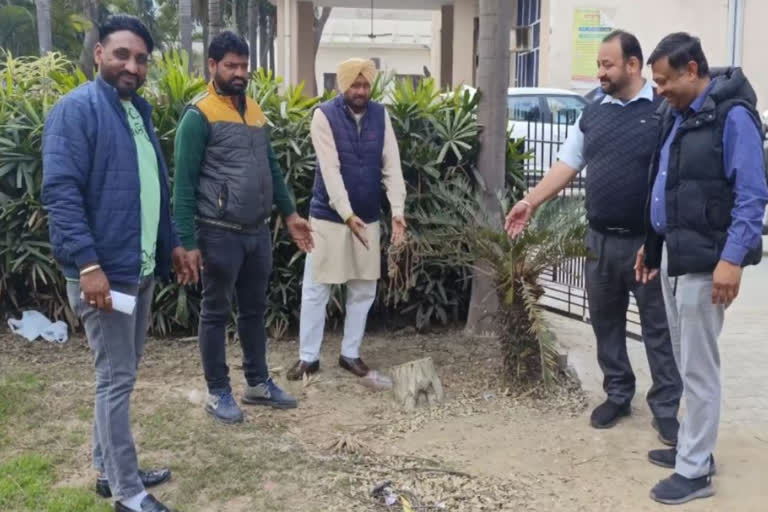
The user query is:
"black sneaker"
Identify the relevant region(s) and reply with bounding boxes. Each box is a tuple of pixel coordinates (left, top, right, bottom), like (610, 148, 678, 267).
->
(205, 391, 244, 424)
(648, 448, 716, 475)
(590, 400, 631, 429)
(650, 473, 713, 505)
(652, 417, 679, 446)
(241, 378, 298, 409)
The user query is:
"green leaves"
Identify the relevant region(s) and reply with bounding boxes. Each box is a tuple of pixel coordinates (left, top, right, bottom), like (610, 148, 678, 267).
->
(412, 173, 586, 388)
(0, 52, 530, 341)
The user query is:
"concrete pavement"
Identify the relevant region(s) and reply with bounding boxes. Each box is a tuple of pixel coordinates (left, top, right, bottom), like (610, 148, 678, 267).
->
(552, 258, 768, 429)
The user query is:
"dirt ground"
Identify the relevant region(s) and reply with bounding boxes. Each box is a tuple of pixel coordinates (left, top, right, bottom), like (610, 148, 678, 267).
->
(1, 321, 766, 511)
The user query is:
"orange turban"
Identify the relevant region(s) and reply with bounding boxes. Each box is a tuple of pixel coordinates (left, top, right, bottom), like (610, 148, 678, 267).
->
(336, 58, 377, 92)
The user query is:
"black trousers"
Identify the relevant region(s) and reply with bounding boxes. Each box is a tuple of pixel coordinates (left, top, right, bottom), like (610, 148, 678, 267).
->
(197, 223, 272, 393)
(584, 228, 682, 418)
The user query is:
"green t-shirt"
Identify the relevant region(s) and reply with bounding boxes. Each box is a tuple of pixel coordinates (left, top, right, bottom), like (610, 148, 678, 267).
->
(122, 100, 160, 277)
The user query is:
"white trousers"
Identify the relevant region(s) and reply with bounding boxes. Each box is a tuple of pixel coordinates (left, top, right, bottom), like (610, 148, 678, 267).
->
(298, 254, 377, 362)
(661, 249, 725, 479)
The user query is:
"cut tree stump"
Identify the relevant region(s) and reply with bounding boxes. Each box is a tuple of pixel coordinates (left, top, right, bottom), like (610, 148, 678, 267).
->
(390, 357, 444, 410)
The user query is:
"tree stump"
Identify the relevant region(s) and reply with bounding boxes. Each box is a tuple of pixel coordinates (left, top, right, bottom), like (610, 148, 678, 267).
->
(390, 357, 444, 410)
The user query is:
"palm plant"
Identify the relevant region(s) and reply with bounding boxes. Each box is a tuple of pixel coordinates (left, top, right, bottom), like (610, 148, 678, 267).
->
(144, 49, 207, 163)
(413, 175, 587, 388)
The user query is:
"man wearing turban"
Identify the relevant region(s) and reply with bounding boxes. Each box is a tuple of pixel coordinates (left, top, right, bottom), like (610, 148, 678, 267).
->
(287, 58, 407, 381)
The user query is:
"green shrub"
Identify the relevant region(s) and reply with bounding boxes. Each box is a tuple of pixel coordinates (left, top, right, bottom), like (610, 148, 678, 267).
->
(0, 51, 526, 336)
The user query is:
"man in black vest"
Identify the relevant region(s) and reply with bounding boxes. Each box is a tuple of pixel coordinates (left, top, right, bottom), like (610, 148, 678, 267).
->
(506, 30, 682, 441)
(636, 33, 768, 505)
(174, 32, 314, 424)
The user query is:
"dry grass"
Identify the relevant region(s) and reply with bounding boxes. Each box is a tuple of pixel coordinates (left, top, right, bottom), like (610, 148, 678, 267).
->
(0, 326, 586, 511)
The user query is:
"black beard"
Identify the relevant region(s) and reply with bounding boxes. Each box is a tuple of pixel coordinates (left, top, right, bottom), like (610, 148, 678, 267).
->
(215, 77, 247, 95)
(104, 70, 144, 98)
(600, 81, 618, 95)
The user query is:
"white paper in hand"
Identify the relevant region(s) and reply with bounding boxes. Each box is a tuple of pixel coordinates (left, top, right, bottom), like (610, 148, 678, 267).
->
(80, 290, 137, 315)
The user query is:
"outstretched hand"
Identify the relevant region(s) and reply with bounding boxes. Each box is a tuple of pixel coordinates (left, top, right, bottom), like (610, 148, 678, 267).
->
(504, 200, 534, 238)
(285, 213, 315, 253)
(391, 215, 407, 246)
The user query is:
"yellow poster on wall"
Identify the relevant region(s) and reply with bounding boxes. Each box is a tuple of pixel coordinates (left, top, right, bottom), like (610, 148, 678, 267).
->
(572, 8, 613, 83)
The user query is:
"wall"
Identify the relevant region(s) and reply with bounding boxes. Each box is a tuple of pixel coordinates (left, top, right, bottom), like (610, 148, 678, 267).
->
(314, 8, 434, 93)
(741, 0, 768, 113)
(543, 0, 730, 93)
(451, 0, 478, 86)
(316, 46, 431, 92)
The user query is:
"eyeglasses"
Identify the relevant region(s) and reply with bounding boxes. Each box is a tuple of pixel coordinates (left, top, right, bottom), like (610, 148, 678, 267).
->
(113, 48, 151, 66)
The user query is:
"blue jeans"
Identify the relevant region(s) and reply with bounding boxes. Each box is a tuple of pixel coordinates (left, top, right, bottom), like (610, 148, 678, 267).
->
(67, 276, 155, 499)
(197, 223, 272, 393)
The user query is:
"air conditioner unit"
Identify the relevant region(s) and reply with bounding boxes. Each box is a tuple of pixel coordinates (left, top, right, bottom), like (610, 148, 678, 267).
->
(511, 26, 533, 53)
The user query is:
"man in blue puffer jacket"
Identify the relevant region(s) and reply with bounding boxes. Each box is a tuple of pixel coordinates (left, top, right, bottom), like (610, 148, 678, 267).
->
(41, 15, 192, 512)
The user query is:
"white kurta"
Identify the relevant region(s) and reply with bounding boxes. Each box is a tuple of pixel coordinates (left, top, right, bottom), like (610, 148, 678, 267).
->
(309, 107, 406, 284)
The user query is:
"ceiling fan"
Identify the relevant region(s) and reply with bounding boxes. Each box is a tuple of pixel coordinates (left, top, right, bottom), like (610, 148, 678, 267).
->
(367, 0, 392, 39)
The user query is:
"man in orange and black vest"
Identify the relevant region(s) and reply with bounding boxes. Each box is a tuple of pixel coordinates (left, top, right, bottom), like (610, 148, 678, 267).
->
(173, 31, 313, 424)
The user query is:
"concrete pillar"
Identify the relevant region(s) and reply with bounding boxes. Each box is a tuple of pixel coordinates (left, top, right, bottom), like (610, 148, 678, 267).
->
(439, 6, 453, 88)
(429, 11, 442, 86)
(452, 0, 478, 87)
(275, 0, 299, 88)
(296, 1, 316, 93)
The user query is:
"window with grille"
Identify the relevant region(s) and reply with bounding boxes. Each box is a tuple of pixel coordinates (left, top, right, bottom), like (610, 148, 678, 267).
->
(514, 0, 541, 87)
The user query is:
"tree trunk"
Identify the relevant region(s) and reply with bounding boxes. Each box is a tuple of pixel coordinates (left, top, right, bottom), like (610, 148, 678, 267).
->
(248, 0, 259, 70)
(204, 0, 223, 80)
(464, 0, 512, 336)
(35, 0, 53, 55)
(231, 0, 239, 33)
(308, 6, 332, 95)
(208, 0, 223, 44)
(260, 3, 274, 72)
(78, 0, 100, 79)
(390, 357, 444, 410)
(180, 0, 193, 71)
(234, 0, 249, 36)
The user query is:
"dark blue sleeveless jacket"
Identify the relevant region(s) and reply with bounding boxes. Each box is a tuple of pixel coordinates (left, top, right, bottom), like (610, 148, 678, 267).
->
(310, 95, 385, 223)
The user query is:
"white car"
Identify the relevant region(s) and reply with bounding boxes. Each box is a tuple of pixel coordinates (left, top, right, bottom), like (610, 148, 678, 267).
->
(445, 85, 587, 178)
(505, 87, 588, 178)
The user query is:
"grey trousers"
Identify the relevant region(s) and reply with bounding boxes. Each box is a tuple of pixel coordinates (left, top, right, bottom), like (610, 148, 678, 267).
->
(67, 277, 155, 499)
(584, 229, 682, 418)
(660, 250, 724, 479)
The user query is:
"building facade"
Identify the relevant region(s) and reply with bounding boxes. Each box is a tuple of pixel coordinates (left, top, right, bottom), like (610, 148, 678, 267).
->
(272, 0, 766, 113)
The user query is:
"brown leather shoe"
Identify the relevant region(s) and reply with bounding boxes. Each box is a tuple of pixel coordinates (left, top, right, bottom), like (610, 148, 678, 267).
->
(338, 356, 369, 377)
(286, 359, 319, 381)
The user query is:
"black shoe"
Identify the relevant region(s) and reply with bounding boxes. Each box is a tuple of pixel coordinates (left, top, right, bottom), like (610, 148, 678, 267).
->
(115, 493, 173, 512)
(590, 400, 631, 429)
(648, 448, 716, 475)
(650, 473, 713, 505)
(338, 356, 370, 377)
(97, 468, 171, 498)
(652, 417, 679, 446)
(286, 359, 320, 381)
